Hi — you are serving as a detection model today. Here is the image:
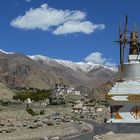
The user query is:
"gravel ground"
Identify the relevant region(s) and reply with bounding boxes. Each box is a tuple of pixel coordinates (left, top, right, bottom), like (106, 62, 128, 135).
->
(0, 105, 92, 140)
(0, 122, 89, 140)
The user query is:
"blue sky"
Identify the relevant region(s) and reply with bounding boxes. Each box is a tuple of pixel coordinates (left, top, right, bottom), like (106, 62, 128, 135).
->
(0, 0, 140, 66)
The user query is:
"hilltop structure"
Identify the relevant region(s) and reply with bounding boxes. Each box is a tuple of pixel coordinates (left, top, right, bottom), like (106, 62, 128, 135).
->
(107, 16, 140, 123)
(49, 84, 81, 105)
(52, 84, 81, 95)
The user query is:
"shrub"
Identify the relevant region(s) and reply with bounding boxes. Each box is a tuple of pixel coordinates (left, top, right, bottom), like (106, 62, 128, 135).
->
(26, 108, 38, 116)
(40, 110, 44, 115)
(13, 89, 52, 101)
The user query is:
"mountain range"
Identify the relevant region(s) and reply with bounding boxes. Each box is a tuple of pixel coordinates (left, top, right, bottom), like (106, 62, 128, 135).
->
(29, 54, 117, 87)
(0, 49, 118, 100)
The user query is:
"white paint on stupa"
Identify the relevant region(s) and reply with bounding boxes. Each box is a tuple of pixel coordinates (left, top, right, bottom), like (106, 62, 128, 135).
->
(109, 80, 140, 96)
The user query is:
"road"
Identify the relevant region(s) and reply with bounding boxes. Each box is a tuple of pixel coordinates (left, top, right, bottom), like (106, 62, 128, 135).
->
(67, 121, 99, 140)
(68, 121, 140, 140)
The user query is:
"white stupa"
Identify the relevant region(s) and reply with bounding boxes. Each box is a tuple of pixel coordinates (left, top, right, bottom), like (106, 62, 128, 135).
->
(25, 98, 32, 104)
(107, 16, 140, 123)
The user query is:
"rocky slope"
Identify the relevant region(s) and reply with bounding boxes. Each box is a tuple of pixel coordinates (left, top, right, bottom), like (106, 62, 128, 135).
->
(0, 50, 118, 100)
(0, 52, 65, 89)
(29, 55, 117, 88)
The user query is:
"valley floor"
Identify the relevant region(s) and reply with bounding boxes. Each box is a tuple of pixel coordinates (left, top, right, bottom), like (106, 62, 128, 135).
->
(0, 104, 92, 140)
(0, 122, 92, 140)
(0, 103, 140, 140)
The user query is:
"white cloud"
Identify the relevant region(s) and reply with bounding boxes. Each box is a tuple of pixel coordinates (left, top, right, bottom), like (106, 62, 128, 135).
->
(105, 62, 116, 67)
(53, 21, 105, 35)
(26, 0, 32, 2)
(84, 52, 116, 67)
(10, 3, 105, 35)
(84, 52, 106, 64)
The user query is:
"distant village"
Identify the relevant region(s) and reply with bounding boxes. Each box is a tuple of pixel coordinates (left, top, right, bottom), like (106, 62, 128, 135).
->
(49, 83, 82, 105)
(52, 84, 81, 95)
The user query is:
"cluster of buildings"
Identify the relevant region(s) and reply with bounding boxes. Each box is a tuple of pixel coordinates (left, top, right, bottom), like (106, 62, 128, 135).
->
(52, 84, 81, 95)
(49, 84, 81, 105)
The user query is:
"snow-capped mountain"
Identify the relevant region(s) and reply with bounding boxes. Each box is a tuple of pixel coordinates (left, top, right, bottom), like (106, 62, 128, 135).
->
(0, 49, 117, 72)
(29, 55, 117, 73)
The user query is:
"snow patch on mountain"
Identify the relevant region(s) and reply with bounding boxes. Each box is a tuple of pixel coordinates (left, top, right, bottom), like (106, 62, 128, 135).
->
(0, 49, 14, 54)
(29, 55, 52, 62)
